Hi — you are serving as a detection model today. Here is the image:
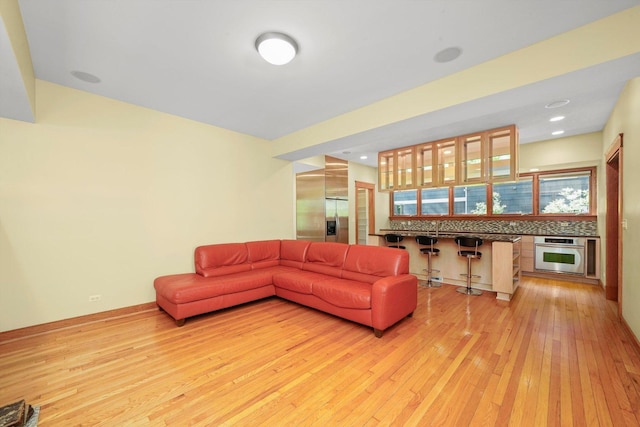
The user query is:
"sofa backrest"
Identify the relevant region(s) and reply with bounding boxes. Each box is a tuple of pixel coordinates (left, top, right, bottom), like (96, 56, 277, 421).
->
(302, 242, 349, 278)
(280, 239, 311, 268)
(194, 240, 409, 281)
(246, 240, 281, 269)
(342, 245, 409, 283)
(194, 243, 251, 277)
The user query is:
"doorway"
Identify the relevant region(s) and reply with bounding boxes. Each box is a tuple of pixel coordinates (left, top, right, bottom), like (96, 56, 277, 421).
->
(605, 134, 623, 314)
(356, 181, 375, 245)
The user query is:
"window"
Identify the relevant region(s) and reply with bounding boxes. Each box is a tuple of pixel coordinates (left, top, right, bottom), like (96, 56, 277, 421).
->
(539, 171, 591, 214)
(454, 184, 487, 215)
(421, 187, 449, 215)
(393, 190, 417, 216)
(388, 167, 595, 217)
(492, 178, 533, 214)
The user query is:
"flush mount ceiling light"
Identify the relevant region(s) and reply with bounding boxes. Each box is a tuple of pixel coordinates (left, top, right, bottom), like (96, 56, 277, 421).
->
(545, 99, 570, 109)
(255, 32, 298, 65)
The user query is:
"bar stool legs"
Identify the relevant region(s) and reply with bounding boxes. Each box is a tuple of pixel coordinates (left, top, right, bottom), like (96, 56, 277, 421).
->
(457, 254, 482, 295)
(455, 236, 484, 296)
(415, 235, 441, 288)
(424, 250, 441, 288)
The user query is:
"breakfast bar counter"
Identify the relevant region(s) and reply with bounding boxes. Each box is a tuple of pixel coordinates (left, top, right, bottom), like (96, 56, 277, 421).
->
(370, 230, 522, 301)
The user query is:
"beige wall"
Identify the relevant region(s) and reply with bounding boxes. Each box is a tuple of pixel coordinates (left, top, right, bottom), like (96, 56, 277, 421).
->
(519, 132, 602, 172)
(0, 81, 294, 332)
(601, 76, 640, 341)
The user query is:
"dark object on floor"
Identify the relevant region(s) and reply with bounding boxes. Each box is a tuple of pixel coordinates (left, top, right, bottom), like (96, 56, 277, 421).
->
(0, 400, 37, 427)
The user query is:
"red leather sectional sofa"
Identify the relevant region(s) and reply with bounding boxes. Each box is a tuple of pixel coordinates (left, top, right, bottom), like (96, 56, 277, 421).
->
(154, 239, 417, 337)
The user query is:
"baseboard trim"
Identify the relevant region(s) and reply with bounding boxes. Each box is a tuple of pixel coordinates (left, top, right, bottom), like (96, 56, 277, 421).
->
(620, 315, 640, 359)
(0, 302, 157, 342)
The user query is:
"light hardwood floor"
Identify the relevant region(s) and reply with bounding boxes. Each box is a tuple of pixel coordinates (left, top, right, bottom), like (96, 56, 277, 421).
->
(1, 277, 639, 426)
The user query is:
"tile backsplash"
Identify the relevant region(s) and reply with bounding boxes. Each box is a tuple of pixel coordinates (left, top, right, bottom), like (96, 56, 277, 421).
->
(389, 219, 598, 237)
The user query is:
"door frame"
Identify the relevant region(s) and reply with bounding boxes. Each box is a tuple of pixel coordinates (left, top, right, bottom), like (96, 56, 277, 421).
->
(605, 133, 623, 315)
(355, 181, 375, 245)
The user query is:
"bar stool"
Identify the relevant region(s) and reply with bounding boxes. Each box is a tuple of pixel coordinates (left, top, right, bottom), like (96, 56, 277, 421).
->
(415, 235, 441, 288)
(384, 234, 406, 249)
(455, 236, 483, 296)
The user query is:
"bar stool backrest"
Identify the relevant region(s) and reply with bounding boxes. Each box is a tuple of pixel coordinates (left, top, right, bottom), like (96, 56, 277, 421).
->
(415, 235, 438, 250)
(384, 234, 404, 245)
(455, 236, 483, 255)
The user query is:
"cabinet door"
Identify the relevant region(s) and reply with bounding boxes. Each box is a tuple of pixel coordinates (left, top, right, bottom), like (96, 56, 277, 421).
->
(396, 147, 415, 189)
(436, 139, 457, 185)
(378, 150, 395, 191)
(416, 143, 434, 187)
(488, 127, 517, 182)
(460, 133, 484, 183)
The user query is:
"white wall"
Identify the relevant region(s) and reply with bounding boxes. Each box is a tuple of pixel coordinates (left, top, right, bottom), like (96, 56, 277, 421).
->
(0, 81, 294, 332)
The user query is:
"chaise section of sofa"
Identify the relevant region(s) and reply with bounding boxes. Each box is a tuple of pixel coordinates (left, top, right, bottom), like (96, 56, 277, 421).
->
(154, 240, 417, 337)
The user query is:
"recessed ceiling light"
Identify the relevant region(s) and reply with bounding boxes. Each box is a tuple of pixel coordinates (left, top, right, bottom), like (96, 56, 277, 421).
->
(360, 155, 368, 160)
(549, 116, 565, 122)
(70, 70, 101, 83)
(545, 99, 570, 109)
(434, 46, 462, 63)
(255, 32, 298, 65)
(552, 130, 565, 136)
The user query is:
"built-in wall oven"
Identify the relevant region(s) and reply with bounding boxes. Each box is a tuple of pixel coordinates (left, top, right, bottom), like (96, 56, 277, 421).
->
(534, 236, 585, 275)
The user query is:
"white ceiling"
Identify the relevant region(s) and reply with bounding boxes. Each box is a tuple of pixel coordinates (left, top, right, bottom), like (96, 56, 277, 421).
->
(3, 0, 640, 167)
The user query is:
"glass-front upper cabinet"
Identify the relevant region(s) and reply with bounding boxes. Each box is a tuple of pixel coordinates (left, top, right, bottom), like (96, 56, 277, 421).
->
(379, 147, 415, 191)
(378, 150, 395, 191)
(460, 133, 484, 183)
(378, 125, 517, 191)
(436, 139, 457, 185)
(416, 143, 434, 187)
(396, 147, 414, 189)
(488, 126, 518, 181)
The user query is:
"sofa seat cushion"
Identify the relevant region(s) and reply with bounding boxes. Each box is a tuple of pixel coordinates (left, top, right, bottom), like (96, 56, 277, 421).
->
(273, 270, 331, 294)
(312, 279, 372, 309)
(155, 270, 274, 304)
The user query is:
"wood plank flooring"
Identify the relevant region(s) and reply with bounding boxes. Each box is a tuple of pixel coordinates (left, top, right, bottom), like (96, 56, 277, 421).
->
(1, 277, 640, 426)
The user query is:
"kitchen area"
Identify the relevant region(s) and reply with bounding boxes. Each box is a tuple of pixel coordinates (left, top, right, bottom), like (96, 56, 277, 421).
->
(294, 125, 604, 303)
(372, 217, 600, 301)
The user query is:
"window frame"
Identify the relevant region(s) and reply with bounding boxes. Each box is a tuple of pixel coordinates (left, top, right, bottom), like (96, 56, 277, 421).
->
(389, 166, 596, 220)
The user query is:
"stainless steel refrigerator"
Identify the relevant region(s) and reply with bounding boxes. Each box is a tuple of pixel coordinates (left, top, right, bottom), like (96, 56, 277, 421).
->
(296, 156, 349, 243)
(324, 198, 349, 243)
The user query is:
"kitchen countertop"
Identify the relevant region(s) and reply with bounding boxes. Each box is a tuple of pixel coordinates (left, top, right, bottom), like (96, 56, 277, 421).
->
(373, 230, 521, 242)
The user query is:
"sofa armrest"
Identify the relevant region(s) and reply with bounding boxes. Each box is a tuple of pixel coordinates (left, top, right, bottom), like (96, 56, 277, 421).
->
(371, 274, 418, 332)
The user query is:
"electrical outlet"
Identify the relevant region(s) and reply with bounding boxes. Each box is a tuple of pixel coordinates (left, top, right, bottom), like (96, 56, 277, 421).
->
(560, 222, 569, 227)
(509, 221, 516, 226)
(89, 295, 101, 302)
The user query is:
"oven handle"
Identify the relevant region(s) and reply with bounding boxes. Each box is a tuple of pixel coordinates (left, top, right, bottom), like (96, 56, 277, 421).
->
(535, 243, 584, 249)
